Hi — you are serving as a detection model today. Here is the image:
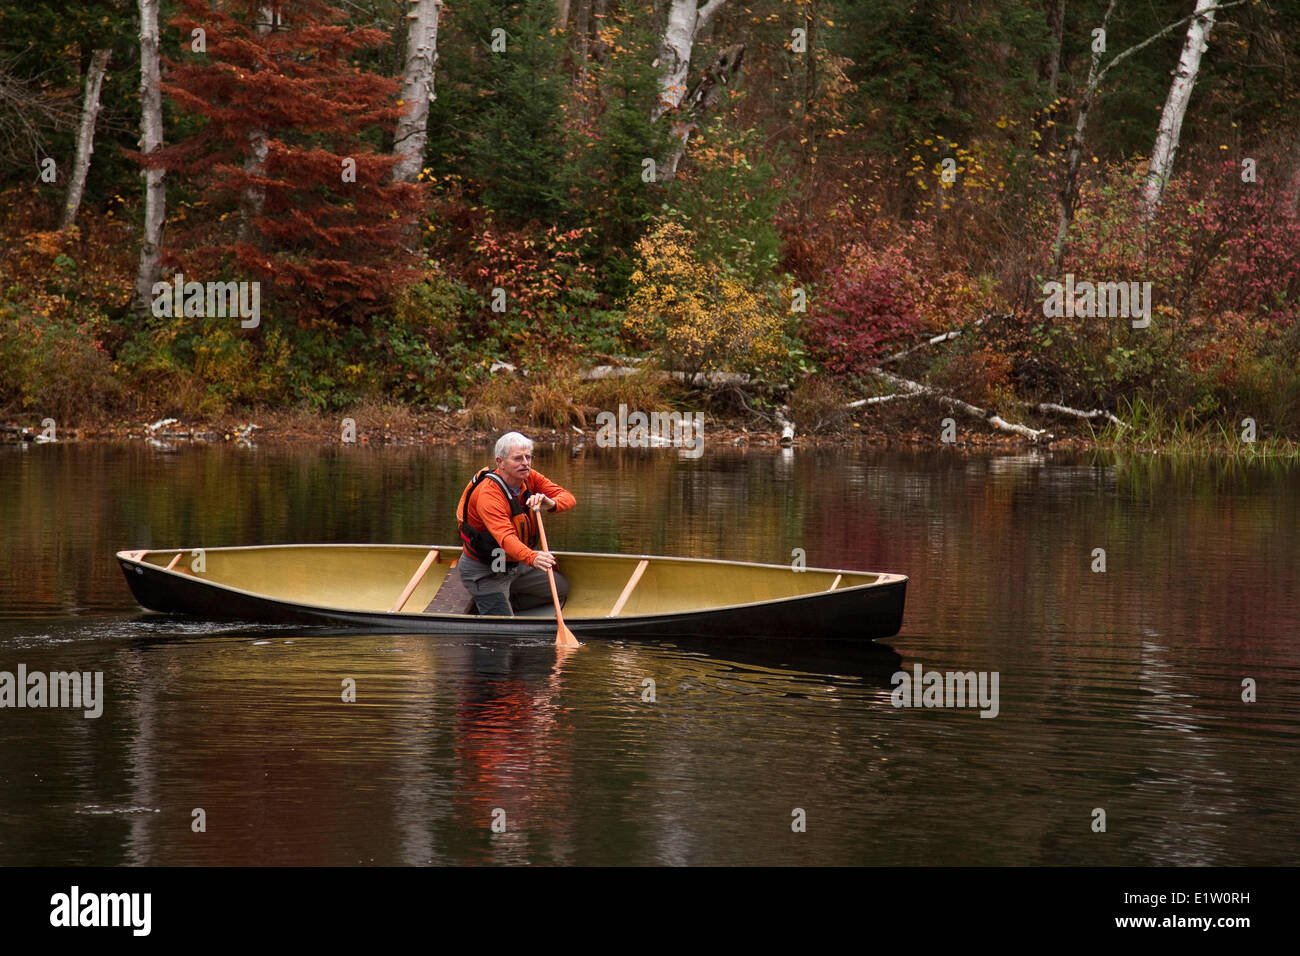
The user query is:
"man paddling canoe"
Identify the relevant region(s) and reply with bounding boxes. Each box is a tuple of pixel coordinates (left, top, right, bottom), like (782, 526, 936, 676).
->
(456, 431, 576, 616)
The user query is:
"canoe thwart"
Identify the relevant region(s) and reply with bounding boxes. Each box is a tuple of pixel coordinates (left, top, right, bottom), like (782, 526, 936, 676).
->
(828, 574, 842, 591)
(608, 559, 650, 617)
(391, 549, 439, 613)
(165, 552, 183, 571)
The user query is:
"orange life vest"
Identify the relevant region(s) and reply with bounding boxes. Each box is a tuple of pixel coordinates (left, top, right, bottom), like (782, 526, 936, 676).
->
(458, 467, 537, 563)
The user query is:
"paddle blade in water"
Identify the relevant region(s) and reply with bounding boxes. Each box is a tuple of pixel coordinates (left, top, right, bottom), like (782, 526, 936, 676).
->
(556, 620, 580, 648)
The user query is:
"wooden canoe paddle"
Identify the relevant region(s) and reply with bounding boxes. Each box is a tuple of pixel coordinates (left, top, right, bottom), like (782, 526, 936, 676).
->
(533, 503, 580, 648)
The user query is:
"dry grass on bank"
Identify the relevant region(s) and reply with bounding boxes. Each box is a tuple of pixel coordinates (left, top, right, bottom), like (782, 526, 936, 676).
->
(465, 362, 688, 431)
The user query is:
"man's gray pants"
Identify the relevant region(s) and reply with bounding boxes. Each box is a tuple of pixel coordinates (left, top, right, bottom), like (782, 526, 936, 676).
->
(457, 552, 569, 616)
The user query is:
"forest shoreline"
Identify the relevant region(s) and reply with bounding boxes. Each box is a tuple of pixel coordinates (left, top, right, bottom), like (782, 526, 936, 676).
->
(0, 403, 1070, 447)
(4, 3, 1297, 460)
(4, 403, 1284, 457)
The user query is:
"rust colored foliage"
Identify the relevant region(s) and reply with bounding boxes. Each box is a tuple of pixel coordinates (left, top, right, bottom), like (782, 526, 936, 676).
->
(151, 0, 423, 322)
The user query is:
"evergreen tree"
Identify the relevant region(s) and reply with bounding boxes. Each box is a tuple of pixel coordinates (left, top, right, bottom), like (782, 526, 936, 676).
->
(157, 0, 422, 322)
(573, 6, 676, 294)
(443, 0, 569, 223)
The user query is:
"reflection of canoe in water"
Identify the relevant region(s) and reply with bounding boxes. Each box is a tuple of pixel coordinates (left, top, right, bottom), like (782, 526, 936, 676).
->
(116, 545, 907, 640)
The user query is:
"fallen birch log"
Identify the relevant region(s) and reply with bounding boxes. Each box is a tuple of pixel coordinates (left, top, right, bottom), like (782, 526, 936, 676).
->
(847, 393, 917, 408)
(869, 369, 1054, 442)
(878, 318, 987, 366)
(774, 406, 795, 444)
(1035, 402, 1129, 428)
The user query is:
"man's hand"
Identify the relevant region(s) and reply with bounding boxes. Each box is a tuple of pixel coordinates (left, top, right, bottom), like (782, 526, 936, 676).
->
(526, 493, 556, 511)
(532, 550, 557, 571)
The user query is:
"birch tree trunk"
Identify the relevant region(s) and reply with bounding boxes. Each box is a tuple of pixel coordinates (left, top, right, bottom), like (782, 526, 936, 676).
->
(1140, 0, 1219, 220)
(134, 0, 165, 307)
(240, 6, 275, 243)
(1050, 2, 1243, 272)
(1051, 0, 1115, 276)
(662, 42, 744, 180)
(392, 0, 441, 184)
(61, 48, 111, 230)
(557, 0, 571, 29)
(651, 0, 728, 122)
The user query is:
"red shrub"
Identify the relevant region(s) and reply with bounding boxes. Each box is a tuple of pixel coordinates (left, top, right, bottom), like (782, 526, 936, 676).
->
(804, 242, 926, 376)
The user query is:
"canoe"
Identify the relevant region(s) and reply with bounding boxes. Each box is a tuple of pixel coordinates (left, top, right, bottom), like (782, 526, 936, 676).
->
(115, 545, 907, 641)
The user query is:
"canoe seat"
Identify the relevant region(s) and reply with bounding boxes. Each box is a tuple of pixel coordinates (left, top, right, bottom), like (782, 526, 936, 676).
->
(423, 563, 477, 615)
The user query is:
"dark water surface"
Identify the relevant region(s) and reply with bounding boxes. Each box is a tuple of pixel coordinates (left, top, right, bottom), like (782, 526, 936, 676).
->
(1, 441, 1297, 865)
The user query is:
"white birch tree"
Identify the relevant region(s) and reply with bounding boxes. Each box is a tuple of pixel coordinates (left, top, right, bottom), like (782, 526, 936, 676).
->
(1051, 1, 1244, 273)
(1052, 0, 1116, 276)
(392, 0, 442, 184)
(61, 48, 111, 230)
(135, 0, 166, 307)
(651, 0, 728, 122)
(1139, 0, 1220, 219)
(662, 42, 744, 180)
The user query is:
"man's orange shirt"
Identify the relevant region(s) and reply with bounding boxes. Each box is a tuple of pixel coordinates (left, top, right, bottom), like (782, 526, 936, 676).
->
(457, 468, 576, 565)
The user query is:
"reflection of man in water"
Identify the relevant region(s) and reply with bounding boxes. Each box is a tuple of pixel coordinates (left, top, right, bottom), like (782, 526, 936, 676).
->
(453, 645, 576, 862)
(455, 431, 576, 616)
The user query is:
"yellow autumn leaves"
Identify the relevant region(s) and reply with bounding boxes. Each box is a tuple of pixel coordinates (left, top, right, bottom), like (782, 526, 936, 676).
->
(624, 222, 785, 380)
(909, 135, 1005, 207)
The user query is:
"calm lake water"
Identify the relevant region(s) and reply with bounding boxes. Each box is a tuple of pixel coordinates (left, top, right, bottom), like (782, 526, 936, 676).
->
(1, 440, 1297, 865)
